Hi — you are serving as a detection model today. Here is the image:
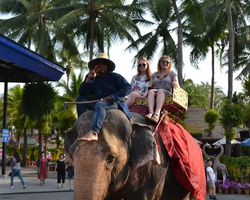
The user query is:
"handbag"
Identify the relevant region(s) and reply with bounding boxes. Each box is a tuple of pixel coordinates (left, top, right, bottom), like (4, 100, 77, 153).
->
(8, 171, 17, 177)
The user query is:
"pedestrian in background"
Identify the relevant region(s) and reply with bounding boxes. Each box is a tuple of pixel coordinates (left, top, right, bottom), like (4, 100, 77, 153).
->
(10, 152, 26, 189)
(206, 160, 217, 200)
(66, 162, 74, 190)
(37, 151, 48, 185)
(55, 154, 66, 189)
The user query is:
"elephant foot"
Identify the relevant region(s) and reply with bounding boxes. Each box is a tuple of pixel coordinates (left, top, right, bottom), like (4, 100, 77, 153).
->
(78, 130, 98, 141)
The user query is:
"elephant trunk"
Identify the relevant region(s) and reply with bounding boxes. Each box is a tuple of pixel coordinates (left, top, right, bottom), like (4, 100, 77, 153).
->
(74, 151, 110, 200)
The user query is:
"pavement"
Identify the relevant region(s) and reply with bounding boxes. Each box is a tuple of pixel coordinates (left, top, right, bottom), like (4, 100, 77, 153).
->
(0, 166, 250, 200)
(0, 166, 73, 195)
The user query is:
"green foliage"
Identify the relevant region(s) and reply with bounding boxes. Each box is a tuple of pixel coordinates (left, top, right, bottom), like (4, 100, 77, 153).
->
(204, 109, 219, 136)
(242, 75, 250, 97)
(48, 147, 64, 162)
(220, 155, 250, 182)
(191, 133, 202, 138)
(219, 100, 244, 139)
(6, 145, 18, 156)
(19, 146, 32, 160)
(31, 146, 39, 161)
(22, 83, 56, 120)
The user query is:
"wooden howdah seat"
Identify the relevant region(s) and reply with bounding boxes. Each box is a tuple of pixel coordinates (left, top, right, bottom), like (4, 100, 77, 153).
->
(129, 87, 188, 124)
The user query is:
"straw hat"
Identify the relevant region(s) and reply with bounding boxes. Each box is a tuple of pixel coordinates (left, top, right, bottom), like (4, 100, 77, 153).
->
(88, 53, 115, 72)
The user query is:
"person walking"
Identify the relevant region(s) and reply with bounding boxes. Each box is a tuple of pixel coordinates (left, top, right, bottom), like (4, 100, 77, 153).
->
(206, 160, 218, 200)
(37, 151, 48, 185)
(66, 162, 74, 190)
(10, 152, 26, 189)
(55, 154, 66, 189)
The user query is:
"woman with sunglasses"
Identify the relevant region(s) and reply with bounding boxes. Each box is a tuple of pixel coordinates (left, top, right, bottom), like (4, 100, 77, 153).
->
(145, 55, 179, 123)
(126, 57, 152, 108)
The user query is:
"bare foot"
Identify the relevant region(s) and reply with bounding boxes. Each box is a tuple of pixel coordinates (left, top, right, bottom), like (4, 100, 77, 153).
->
(78, 130, 98, 141)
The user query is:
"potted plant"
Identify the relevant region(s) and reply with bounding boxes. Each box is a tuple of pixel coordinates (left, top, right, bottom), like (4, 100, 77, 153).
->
(221, 184, 229, 194)
(215, 179, 222, 191)
(236, 183, 243, 194)
(243, 183, 250, 195)
(218, 184, 224, 194)
(229, 181, 236, 194)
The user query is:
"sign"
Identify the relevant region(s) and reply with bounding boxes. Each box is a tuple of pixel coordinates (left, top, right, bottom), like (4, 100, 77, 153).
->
(2, 129, 9, 142)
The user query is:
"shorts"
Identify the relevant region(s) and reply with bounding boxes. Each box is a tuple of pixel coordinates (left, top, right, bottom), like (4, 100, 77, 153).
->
(208, 180, 215, 188)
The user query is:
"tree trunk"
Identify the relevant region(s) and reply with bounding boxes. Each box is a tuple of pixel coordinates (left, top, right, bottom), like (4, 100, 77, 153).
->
(225, 0, 234, 157)
(89, 16, 96, 61)
(56, 128, 60, 148)
(44, 137, 47, 159)
(39, 129, 43, 156)
(172, 0, 183, 87)
(225, 137, 232, 157)
(227, 0, 234, 102)
(21, 129, 28, 167)
(17, 136, 21, 149)
(210, 44, 215, 109)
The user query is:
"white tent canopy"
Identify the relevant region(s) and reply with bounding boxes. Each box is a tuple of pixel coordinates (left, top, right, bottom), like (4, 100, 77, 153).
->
(212, 138, 240, 145)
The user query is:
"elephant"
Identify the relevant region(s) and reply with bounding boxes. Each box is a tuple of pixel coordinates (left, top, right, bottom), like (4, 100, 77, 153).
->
(64, 109, 197, 200)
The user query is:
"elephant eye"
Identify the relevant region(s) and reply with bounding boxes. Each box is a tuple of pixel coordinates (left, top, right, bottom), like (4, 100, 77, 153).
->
(107, 155, 116, 164)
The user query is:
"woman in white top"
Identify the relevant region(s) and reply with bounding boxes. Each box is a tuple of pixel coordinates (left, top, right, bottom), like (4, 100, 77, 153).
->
(10, 152, 26, 189)
(126, 57, 152, 108)
(144, 55, 179, 123)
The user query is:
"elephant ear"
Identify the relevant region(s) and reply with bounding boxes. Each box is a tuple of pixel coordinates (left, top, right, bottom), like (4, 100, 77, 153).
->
(129, 123, 159, 171)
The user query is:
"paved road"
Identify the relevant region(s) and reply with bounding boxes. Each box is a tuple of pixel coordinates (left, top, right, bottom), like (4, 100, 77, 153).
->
(0, 166, 249, 200)
(205, 194, 249, 200)
(0, 192, 73, 200)
(0, 192, 249, 200)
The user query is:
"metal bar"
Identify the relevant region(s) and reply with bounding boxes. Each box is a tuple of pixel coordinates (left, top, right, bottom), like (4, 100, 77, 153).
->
(1, 78, 7, 176)
(64, 99, 101, 105)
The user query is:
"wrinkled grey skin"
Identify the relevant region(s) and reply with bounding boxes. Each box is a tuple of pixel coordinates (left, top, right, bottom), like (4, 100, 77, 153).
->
(64, 110, 196, 200)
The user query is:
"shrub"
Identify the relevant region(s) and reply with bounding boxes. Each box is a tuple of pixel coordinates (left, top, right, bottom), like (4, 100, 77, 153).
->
(6, 146, 18, 156)
(204, 109, 219, 136)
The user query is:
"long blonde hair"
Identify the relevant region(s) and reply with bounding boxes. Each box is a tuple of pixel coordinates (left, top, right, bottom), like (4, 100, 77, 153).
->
(157, 55, 172, 73)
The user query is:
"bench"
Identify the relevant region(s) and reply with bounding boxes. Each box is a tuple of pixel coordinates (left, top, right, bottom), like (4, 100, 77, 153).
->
(129, 87, 188, 124)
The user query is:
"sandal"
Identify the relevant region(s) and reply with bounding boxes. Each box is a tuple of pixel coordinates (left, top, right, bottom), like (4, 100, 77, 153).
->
(145, 113, 153, 119)
(150, 113, 159, 123)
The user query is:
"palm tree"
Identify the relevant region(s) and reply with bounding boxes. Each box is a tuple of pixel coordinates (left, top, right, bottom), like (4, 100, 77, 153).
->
(56, 40, 88, 86)
(0, 0, 56, 59)
(171, 0, 183, 87)
(22, 82, 57, 155)
(183, 0, 228, 109)
(56, 70, 85, 116)
(126, 0, 178, 67)
(5, 85, 24, 148)
(53, 0, 140, 60)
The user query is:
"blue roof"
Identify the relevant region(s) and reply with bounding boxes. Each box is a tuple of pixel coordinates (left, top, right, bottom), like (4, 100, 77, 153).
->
(0, 34, 65, 82)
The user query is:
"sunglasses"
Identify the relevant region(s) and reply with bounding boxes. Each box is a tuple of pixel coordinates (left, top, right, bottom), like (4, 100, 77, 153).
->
(138, 63, 146, 67)
(161, 60, 170, 64)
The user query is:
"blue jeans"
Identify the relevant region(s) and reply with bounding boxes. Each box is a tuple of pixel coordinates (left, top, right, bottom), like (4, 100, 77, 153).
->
(11, 168, 26, 187)
(92, 101, 118, 133)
